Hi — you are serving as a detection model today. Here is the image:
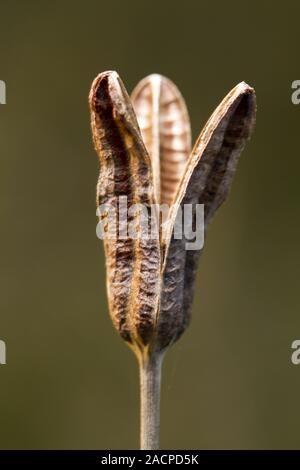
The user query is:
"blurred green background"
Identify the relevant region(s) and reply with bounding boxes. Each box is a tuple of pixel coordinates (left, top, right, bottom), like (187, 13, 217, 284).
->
(1, 0, 300, 449)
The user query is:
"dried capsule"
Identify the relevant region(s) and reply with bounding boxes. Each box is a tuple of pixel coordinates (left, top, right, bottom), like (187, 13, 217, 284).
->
(89, 72, 161, 349)
(89, 71, 256, 356)
(89, 71, 256, 449)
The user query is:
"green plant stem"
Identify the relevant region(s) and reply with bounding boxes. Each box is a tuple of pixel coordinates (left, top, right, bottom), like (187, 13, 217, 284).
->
(139, 352, 164, 450)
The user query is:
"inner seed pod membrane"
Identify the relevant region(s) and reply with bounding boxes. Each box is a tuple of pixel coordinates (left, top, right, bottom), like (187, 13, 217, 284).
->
(131, 75, 192, 208)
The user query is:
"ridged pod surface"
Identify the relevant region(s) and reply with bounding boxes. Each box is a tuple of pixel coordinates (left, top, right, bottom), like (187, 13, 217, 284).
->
(90, 72, 256, 354)
(89, 72, 161, 349)
(158, 82, 256, 348)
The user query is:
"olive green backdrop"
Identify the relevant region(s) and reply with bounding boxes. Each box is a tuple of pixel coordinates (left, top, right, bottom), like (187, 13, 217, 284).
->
(1, 0, 300, 449)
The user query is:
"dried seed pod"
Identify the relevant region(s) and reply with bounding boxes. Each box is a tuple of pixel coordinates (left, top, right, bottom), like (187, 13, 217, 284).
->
(90, 72, 256, 354)
(89, 71, 161, 348)
(90, 72, 256, 450)
(157, 82, 256, 349)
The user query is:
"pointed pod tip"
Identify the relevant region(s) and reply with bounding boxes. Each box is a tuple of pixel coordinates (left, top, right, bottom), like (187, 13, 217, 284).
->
(89, 70, 128, 115)
(134, 73, 179, 89)
(236, 81, 256, 96)
(230, 81, 257, 124)
(143, 73, 164, 82)
(233, 82, 257, 133)
(131, 74, 164, 100)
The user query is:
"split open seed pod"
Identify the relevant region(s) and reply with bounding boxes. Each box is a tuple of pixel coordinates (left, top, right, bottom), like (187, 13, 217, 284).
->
(89, 71, 256, 358)
(89, 71, 256, 449)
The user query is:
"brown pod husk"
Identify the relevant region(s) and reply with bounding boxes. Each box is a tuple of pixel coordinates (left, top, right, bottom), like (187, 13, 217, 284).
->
(90, 72, 256, 355)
